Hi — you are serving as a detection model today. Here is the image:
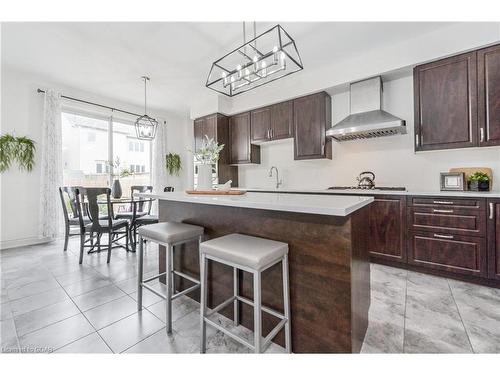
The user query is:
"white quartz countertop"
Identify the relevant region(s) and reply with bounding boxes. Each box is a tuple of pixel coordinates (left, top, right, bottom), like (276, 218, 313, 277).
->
(138, 191, 374, 217)
(237, 187, 500, 198)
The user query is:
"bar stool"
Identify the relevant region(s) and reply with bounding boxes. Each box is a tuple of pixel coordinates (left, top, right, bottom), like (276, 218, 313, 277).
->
(137, 221, 204, 333)
(199, 233, 291, 354)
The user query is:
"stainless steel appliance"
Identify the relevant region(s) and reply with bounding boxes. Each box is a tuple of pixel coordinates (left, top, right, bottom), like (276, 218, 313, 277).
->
(356, 171, 376, 189)
(326, 76, 406, 141)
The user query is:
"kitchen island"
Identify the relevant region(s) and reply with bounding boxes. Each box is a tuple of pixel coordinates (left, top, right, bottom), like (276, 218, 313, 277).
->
(138, 191, 374, 353)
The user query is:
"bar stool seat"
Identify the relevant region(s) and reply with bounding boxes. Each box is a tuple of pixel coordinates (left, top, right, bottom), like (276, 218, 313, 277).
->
(201, 234, 287, 271)
(137, 221, 204, 334)
(138, 221, 203, 245)
(199, 233, 291, 354)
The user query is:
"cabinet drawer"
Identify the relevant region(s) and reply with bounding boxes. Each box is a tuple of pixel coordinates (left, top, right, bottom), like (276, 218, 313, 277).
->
(409, 206, 485, 237)
(408, 231, 487, 277)
(410, 197, 484, 209)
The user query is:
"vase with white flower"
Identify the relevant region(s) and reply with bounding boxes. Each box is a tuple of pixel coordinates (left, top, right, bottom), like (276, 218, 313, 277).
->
(190, 136, 224, 190)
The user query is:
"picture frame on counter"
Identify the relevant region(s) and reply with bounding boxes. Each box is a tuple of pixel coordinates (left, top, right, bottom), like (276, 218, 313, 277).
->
(440, 172, 466, 191)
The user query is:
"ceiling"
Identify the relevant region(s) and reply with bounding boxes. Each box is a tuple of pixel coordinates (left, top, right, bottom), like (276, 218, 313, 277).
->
(1, 22, 454, 115)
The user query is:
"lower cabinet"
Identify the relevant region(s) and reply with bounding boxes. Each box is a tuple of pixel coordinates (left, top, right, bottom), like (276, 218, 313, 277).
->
(368, 196, 407, 263)
(406, 196, 489, 279)
(488, 199, 500, 280)
(408, 231, 487, 277)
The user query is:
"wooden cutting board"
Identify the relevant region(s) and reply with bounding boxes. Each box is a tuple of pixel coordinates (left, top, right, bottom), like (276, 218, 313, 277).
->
(449, 167, 493, 189)
(185, 189, 246, 195)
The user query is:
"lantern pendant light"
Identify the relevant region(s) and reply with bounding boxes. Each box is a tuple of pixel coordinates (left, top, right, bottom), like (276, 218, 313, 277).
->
(135, 76, 158, 140)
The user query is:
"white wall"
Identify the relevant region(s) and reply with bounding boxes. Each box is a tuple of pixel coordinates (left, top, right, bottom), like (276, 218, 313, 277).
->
(0, 67, 190, 249)
(238, 75, 500, 191)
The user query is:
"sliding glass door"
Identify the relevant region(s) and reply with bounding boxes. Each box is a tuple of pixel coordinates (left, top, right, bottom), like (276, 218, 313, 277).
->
(61, 111, 151, 194)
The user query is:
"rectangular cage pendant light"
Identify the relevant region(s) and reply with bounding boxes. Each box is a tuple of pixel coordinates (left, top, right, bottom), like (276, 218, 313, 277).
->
(206, 24, 303, 97)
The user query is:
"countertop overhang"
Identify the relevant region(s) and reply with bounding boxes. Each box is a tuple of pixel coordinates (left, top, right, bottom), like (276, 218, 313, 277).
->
(138, 191, 374, 217)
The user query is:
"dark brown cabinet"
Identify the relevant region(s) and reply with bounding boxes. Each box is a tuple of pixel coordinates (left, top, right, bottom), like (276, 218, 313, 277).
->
(250, 101, 293, 143)
(488, 199, 500, 280)
(478, 44, 500, 147)
(194, 114, 217, 152)
(414, 51, 478, 151)
(250, 107, 271, 143)
(293, 92, 332, 160)
(229, 112, 260, 164)
(368, 196, 407, 263)
(408, 231, 486, 277)
(193, 113, 238, 186)
(407, 196, 488, 278)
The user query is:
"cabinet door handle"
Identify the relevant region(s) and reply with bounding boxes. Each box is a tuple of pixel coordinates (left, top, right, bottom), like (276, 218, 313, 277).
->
(433, 200, 454, 205)
(433, 233, 454, 240)
(480, 128, 485, 142)
(490, 202, 495, 220)
(432, 209, 454, 213)
(267, 129, 270, 139)
(415, 134, 419, 147)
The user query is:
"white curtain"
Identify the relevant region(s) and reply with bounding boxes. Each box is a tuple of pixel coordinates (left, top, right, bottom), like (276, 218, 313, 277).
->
(38, 90, 63, 239)
(151, 119, 168, 214)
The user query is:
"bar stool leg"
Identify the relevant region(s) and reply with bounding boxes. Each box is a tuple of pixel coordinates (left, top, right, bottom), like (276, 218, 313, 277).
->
(253, 271, 262, 353)
(199, 253, 208, 353)
(170, 245, 175, 296)
(165, 244, 173, 334)
(282, 254, 292, 353)
(233, 268, 239, 326)
(137, 235, 144, 311)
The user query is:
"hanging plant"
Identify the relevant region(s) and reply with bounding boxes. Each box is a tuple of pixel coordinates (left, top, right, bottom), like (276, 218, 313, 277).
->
(0, 134, 36, 173)
(15, 136, 36, 172)
(165, 153, 181, 176)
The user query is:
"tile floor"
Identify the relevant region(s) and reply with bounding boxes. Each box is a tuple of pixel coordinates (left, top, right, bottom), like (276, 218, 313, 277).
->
(1, 238, 499, 354)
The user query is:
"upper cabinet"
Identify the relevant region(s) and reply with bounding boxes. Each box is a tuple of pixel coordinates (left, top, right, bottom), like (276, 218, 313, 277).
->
(229, 112, 261, 165)
(414, 51, 478, 151)
(413, 43, 500, 152)
(478, 44, 500, 147)
(193, 113, 238, 185)
(293, 92, 332, 160)
(194, 114, 217, 152)
(250, 107, 271, 143)
(250, 101, 294, 143)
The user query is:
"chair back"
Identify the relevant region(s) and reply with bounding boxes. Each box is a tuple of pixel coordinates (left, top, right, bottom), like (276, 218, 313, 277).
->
(131, 185, 153, 214)
(78, 187, 112, 232)
(164, 186, 175, 192)
(59, 186, 79, 224)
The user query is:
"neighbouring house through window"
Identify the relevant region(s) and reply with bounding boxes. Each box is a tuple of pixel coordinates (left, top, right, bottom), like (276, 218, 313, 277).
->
(61, 111, 152, 192)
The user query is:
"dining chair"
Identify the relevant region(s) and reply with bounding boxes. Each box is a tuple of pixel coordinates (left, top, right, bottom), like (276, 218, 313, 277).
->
(115, 185, 152, 221)
(59, 186, 87, 252)
(76, 187, 130, 264)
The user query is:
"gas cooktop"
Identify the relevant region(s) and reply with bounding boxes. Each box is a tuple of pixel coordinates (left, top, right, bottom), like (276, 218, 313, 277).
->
(327, 186, 406, 191)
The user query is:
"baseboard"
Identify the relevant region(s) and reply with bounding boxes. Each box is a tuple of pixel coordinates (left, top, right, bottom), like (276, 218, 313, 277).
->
(0, 236, 53, 250)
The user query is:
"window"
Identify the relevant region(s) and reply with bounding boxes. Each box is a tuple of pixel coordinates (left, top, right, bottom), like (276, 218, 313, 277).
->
(62, 112, 151, 192)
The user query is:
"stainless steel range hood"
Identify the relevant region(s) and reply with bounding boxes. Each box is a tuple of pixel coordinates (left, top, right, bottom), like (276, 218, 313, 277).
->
(326, 76, 406, 141)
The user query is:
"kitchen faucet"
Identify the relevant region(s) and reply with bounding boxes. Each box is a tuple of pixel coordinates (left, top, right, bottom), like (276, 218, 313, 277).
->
(268, 166, 283, 189)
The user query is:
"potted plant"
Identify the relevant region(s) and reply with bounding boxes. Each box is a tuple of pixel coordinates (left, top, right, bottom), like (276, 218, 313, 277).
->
(0, 134, 36, 173)
(165, 153, 181, 176)
(468, 171, 490, 191)
(190, 136, 224, 190)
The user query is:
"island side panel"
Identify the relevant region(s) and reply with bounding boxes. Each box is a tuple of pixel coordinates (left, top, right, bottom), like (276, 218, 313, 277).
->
(349, 206, 371, 353)
(158, 200, 369, 353)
